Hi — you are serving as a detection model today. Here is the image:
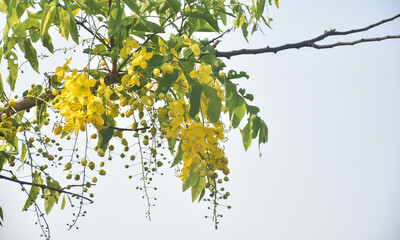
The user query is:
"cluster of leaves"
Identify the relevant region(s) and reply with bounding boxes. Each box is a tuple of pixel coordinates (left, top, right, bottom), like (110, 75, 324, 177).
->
(0, 0, 276, 236)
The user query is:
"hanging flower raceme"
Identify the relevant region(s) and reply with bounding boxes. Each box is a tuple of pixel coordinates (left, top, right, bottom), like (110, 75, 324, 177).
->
(52, 66, 107, 135)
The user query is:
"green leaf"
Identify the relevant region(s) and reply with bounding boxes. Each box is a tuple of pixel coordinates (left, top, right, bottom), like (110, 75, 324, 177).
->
(203, 86, 222, 123)
(240, 120, 252, 151)
(156, 69, 180, 95)
(20, 143, 27, 161)
(44, 188, 55, 215)
(227, 70, 249, 80)
(147, 55, 163, 69)
(6, 52, 18, 91)
(166, 0, 181, 14)
(0, 205, 3, 226)
(258, 120, 268, 156)
(42, 33, 54, 53)
(188, 84, 203, 119)
(46, 179, 61, 203)
(122, 0, 140, 14)
(244, 93, 254, 101)
(201, 45, 216, 65)
(225, 79, 237, 111)
(191, 176, 206, 202)
(0, 152, 6, 171)
(29, 28, 40, 42)
(0, 74, 3, 96)
(233, 10, 245, 28)
(108, 0, 124, 38)
(61, 195, 66, 210)
(182, 166, 200, 192)
(184, 7, 219, 32)
(35, 103, 47, 130)
(97, 118, 115, 152)
(198, 188, 205, 202)
(64, 0, 79, 44)
(23, 38, 39, 72)
(170, 141, 183, 167)
(167, 137, 177, 154)
(251, 115, 261, 139)
(22, 171, 43, 211)
(274, 0, 279, 9)
(40, 2, 56, 37)
(88, 69, 108, 79)
(256, 0, 266, 17)
(44, 178, 61, 215)
(13, 18, 40, 36)
(231, 95, 246, 128)
(83, 0, 107, 16)
(59, 7, 70, 40)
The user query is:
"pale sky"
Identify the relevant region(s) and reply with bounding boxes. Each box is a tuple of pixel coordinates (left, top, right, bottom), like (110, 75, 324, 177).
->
(1, 0, 400, 239)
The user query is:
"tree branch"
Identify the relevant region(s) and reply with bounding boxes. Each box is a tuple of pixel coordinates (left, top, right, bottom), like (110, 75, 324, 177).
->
(0, 174, 93, 202)
(216, 13, 400, 58)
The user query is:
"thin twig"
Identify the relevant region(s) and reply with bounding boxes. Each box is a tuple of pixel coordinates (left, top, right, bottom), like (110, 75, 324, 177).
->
(0, 174, 93, 202)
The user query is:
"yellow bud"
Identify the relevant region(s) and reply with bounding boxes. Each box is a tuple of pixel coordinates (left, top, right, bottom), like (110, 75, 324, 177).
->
(8, 99, 16, 108)
(1, 113, 7, 120)
(52, 89, 59, 96)
(99, 169, 106, 175)
(92, 177, 98, 183)
(153, 68, 161, 76)
(146, 82, 153, 89)
(81, 158, 88, 166)
(218, 72, 226, 78)
(158, 93, 165, 99)
(89, 161, 95, 170)
(64, 162, 72, 171)
(54, 125, 62, 135)
(97, 149, 105, 157)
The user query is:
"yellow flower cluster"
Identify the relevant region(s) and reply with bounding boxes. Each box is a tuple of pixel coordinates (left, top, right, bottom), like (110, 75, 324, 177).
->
(52, 59, 106, 135)
(179, 121, 228, 181)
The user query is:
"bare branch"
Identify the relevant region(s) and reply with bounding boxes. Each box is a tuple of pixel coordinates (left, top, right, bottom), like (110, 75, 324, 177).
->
(216, 13, 400, 58)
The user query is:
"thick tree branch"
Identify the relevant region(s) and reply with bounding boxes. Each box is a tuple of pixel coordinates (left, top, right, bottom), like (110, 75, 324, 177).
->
(216, 13, 400, 58)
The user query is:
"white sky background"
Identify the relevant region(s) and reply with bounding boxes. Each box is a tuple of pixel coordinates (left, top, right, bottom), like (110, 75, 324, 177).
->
(1, 0, 400, 239)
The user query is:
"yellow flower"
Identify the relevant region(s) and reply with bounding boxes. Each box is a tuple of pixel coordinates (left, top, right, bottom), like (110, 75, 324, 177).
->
(173, 73, 189, 93)
(54, 58, 72, 82)
(120, 38, 139, 58)
(158, 37, 168, 55)
(132, 47, 153, 69)
(180, 166, 190, 181)
(87, 113, 104, 130)
(72, 8, 81, 17)
(98, 78, 113, 101)
(183, 36, 201, 56)
(170, 99, 187, 117)
(161, 63, 174, 74)
(128, 73, 140, 87)
(87, 96, 105, 115)
(190, 63, 214, 86)
(69, 73, 96, 103)
(67, 110, 86, 135)
(214, 81, 225, 100)
(191, 43, 201, 56)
